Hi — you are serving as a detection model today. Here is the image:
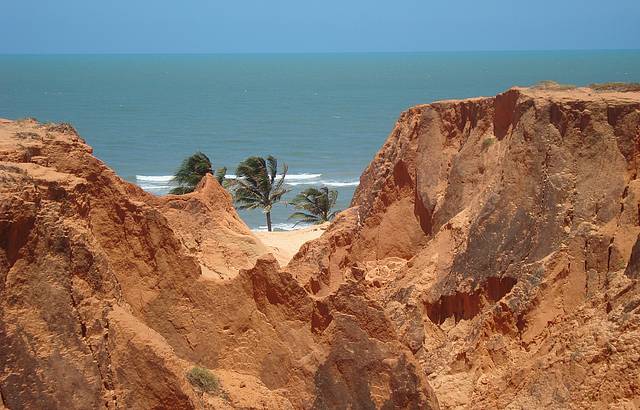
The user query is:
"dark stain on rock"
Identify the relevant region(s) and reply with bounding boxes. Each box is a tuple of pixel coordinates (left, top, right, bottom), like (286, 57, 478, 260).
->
(493, 89, 519, 140)
(425, 276, 517, 325)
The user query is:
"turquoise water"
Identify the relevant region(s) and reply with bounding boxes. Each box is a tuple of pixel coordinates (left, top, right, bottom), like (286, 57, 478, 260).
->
(1, 51, 639, 229)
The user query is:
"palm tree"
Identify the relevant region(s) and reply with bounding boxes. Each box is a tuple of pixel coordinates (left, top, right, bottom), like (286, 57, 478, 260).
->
(289, 187, 339, 226)
(231, 155, 289, 231)
(215, 166, 228, 186)
(170, 151, 212, 194)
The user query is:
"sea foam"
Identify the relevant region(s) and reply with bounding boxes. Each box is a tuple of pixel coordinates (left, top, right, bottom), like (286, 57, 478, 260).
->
(225, 173, 322, 181)
(136, 175, 175, 182)
(135, 173, 359, 195)
(252, 222, 312, 232)
(286, 180, 359, 187)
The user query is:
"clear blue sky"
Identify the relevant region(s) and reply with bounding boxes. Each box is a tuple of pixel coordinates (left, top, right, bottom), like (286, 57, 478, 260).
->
(2, 0, 639, 53)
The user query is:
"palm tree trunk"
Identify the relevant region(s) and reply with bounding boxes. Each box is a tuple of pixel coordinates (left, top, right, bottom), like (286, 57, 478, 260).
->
(266, 211, 272, 232)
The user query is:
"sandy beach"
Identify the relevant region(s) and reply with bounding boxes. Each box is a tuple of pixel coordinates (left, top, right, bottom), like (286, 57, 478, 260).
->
(254, 223, 328, 266)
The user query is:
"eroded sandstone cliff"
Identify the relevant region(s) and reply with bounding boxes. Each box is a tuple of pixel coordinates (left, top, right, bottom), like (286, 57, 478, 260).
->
(0, 119, 438, 409)
(291, 86, 640, 408)
(2, 85, 640, 409)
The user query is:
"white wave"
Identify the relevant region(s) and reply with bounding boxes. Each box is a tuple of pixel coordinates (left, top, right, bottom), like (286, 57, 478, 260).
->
(286, 179, 359, 187)
(286, 173, 322, 180)
(134, 172, 358, 194)
(138, 173, 321, 182)
(225, 173, 321, 181)
(252, 222, 312, 232)
(139, 184, 173, 191)
(323, 181, 360, 187)
(136, 175, 174, 182)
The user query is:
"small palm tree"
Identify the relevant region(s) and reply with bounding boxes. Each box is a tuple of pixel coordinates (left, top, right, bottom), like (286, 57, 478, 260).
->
(170, 151, 212, 194)
(231, 155, 289, 231)
(289, 187, 339, 226)
(215, 166, 228, 186)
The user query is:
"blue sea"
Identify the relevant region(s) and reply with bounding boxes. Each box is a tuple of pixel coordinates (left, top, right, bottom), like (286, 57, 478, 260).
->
(1, 51, 639, 229)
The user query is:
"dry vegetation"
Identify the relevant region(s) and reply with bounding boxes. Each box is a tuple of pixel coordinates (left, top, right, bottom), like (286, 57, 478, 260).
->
(532, 80, 576, 90)
(186, 367, 220, 394)
(589, 82, 640, 92)
(532, 80, 640, 92)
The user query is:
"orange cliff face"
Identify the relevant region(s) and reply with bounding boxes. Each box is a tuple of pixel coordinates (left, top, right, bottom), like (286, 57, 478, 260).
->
(151, 173, 271, 280)
(0, 119, 438, 409)
(291, 86, 640, 408)
(2, 84, 640, 409)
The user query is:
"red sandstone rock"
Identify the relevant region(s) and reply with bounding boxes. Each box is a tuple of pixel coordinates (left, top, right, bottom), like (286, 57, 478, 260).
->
(293, 86, 640, 408)
(3, 85, 639, 409)
(0, 120, 438, 409)
(152, 173, 270, 279)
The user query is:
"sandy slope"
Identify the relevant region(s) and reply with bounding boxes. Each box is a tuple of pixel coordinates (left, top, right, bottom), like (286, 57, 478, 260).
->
(254, 223, 328, 266)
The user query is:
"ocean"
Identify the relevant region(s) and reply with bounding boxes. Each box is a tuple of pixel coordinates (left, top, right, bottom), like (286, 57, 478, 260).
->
(1, 51, 639, 229)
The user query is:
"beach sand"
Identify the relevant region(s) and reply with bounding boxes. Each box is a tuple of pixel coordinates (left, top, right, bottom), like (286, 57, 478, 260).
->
(255, 223, 328, 266)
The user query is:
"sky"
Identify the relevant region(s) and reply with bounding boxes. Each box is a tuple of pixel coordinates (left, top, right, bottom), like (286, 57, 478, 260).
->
(1, 0, 639, 53)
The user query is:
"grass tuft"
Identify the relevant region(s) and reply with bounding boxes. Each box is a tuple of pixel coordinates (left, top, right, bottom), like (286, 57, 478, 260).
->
(531, 80, 576, 90)
(482, 137, 496, 150)
(532, 81, 640, 92)
(15, 131, 40, 139)
(186, 366, 220, 394)
(45, 122, 77, 135)
(16, 117, 37, 124)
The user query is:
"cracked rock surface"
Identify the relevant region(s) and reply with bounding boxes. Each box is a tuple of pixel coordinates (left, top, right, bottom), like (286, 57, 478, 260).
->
(291, 86, 640, 408)
(0, 119, 437, 409)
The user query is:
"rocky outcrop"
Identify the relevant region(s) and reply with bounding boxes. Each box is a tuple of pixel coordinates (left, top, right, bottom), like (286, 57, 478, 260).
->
(153, 173, 270, 279)
(0, 119, 438, 409)
(292, 86, 640, 408)
(3, 84, 639, 409)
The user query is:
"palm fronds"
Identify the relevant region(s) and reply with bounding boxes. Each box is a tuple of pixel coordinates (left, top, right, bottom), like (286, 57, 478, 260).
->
(170, 151, 212, 195)
(215, 166, 227, 185)
(289, 187, 338, 226)
(169, 185, 196, 195)
(231, 155, 290, 231)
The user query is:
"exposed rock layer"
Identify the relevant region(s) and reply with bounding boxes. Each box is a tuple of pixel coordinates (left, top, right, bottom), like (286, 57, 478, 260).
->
(292, 87, 640, 408)
(0, 119, 438, 409)
(153, 173, 269, 280)
(2, 85, 640, 409)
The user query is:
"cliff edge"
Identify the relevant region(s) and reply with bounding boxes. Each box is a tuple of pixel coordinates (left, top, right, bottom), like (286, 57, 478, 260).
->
(291, 85, 640, 408)
(3, 84, 640, 409)
(0, 119, 438, 408)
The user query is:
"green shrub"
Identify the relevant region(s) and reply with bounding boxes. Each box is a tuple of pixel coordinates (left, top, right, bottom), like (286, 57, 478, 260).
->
(15, 131, 40, 139)
(186, 366, 220, 394)
(16, 117, 37, 123)
(482, 137, 496, 150)
(45, 122, 77, 134)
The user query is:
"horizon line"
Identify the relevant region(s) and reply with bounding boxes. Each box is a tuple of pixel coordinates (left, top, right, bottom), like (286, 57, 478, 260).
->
(1, 48, 640, 56)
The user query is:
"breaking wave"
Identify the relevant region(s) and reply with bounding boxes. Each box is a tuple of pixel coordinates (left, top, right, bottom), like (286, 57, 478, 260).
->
(135, 173, 359, 191)
(286, 180, 359, 187)
(252, 222, 312, 232)
(136, 175, 175, 182)
(225, 173, 323, 181)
